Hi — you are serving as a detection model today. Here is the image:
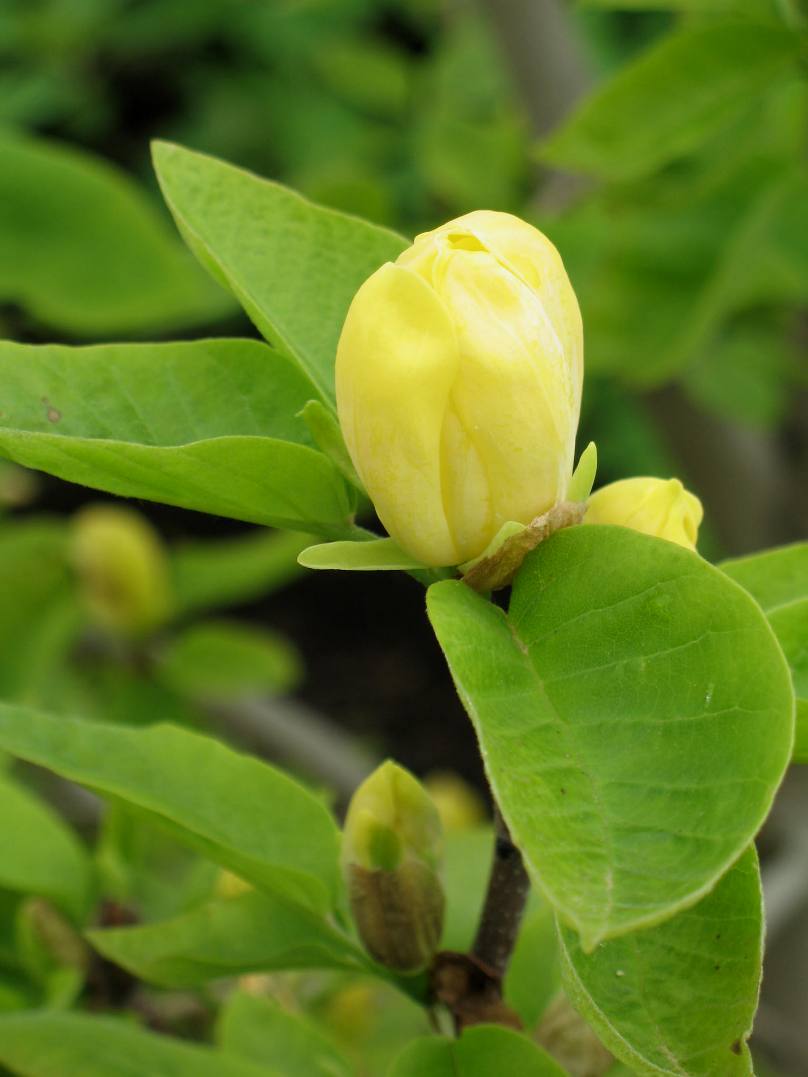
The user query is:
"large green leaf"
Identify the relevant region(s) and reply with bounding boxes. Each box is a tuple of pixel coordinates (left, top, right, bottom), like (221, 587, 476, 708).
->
(0, 773, 92, 922)
(560, 848, 762, 1076)
(0, 1012, 279, 1077)
(541, 24, 800, 181)
(722, 543, 808, 761)
(216, 992, 353, 1077)
(427, 526, 793, 948)
(87, 890, 369, 988)
(152, 141, 408, 403)
(389, 1025, 566, 1077)
(0, 131, 231, 336)
(0, 705, 341, 914)
(0, 340, 352, 533)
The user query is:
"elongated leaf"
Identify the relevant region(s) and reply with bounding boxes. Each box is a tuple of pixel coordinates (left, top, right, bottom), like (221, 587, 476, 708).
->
(560, 848, 762, 1076)
(0, 131, 231, 336)
(0, 518, 79, 705)
(87, 890, 369, 988)
(0, 773, 92, 922)
(299, 537, 426, 572)
(0, 705, 340, 914)
(171, 529, 310, 615)
(153, 141, 408, 403)
(390, 1025, 566, 1077)
(541, 24, 800, 181)
(427, 527, 793, 948)
(216, 992, 353, 1077)
(0, 1012, 279, 1077)
(0, 340, 351, 533)
(155, 620, 301, 700)
(722, 543, 808, 761)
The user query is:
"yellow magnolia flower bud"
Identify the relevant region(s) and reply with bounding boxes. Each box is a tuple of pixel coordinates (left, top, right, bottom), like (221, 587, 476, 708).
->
(584, 477, 703, 550)
(336, 210, 583, 567)
(342, 761, 444, 973)
(424, 771, 486, 833)
(71, 504, 173, 636)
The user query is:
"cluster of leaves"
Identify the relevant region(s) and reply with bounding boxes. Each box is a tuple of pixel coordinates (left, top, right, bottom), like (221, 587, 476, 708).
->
(543, 0, 808, 434)
(0, 136, 803, 1075)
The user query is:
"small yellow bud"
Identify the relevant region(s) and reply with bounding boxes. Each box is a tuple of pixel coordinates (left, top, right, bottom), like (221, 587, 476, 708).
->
(584, 477, 703, 549)
(336, 210, 583, 567)
(70, 504, 173, 636)
(342, 761, 444, 973)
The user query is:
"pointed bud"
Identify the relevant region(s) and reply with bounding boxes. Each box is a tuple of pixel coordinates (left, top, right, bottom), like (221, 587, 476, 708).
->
(425, 771, 485, 832)
(70, 504, 173, 636)
(342, 761, 444, 973)
(584, 477, 703, 550)
(336, 211, 583, 567)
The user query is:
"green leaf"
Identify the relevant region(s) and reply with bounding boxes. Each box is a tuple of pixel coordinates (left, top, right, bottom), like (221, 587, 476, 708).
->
(427, 527, 793, 948)
(0, 518, 79, 706)
(567, 441, 598, 503)
(216, 991, 353, 1077)
(560, 847, 762, 1076)
(541, 24, 800, 181)
(0, 773, 92, 922)
(171, 529, 310, 616)
(0, 340, 352, 533)
(299, 537, 427, 572)
(0, 131, 232, 336)
(580, 0, 779, 12)
(156, 620, 302, 700)
(722, 544, 808, 761)
(0, 705, 341, 914)
(300, 400, 363, 492)
(389, 1025, 567, 1077)
(87, 889, 369, 988)
(0, 1012, 280, 1077)
(152, 140, 408, 403)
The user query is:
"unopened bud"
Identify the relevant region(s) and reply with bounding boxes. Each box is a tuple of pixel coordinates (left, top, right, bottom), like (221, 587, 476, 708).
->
(71, 504, 172, 636)
(584, 477, 703, 550)
(425, 771, 485, 832)
(16, 898, 90, 983)
(342, 761, 444, 973)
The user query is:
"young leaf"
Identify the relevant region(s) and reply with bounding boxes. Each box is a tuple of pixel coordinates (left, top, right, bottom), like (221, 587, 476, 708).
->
(152, 141, 408, 404)
(0, 773, 93, 923)
(427, 526, 793, 948)
(389, 1025, 567, 1077)
(0, 131, 232, 336)
(299, 537, 427, 572)
(0, 1012, 280, 1077)
(722, 543, 808, 761)
(541, 24, 800, 181)
(0, 705, 341, 914)
(0, 340, 352, 533)
(216, 991, 353, 1077)
(559, 847, 762, 1076)
(87, 890, 369, 988)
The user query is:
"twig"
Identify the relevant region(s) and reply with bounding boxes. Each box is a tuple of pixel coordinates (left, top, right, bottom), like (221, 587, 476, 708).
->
(472, 808, 531, 979)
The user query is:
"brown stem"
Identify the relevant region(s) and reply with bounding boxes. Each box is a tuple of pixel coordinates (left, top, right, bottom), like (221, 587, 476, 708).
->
(472, 808, 531, 979)
(431, 808, 530, 1031)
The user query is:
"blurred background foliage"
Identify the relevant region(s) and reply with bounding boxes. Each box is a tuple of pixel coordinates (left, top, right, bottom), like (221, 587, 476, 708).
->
(0, 2, 806, 1071)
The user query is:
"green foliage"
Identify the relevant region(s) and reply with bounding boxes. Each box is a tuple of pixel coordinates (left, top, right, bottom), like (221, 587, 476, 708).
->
(0, 773, 92, 922)
(722, 543, 808, 761)
(216, 992, 353, 1077)
(0, 1012, 280, 1077)
(390, 1025, 567, 1077)
(428, 526, 793, 948)
(86, 890, 370, 988)
(560, 848, 762, 1075)
(541, 23, 801, 181)
(0, 706, 341, 914)
(0, 131, 232, 336)
(152, 141, 407, 404)
(0, 340, 352, 533)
